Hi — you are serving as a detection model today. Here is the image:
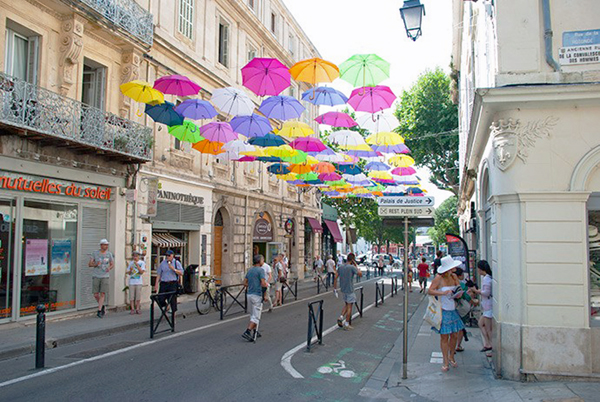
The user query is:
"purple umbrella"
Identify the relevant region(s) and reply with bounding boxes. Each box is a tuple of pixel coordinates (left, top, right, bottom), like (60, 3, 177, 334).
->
(230, 114, 272, 138)
(301, 87, 348, 106)
(371, 143, 411, 154)
(345, 148, 379, 158)
(365, 161, 391, 171)
(289, 137, 327, 153)
(322, 190, 341, 197)
(315, 112, 358, 127)
(175, 99, 217, 120)
(199, 122, 238, 143)
(258, 96, 305, 120)
(153, 75, 202, 96)
(348, 85, 397, 113)
(242, 58, 291, 96)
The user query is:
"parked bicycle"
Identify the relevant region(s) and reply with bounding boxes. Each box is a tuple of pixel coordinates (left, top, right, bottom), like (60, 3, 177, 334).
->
(196, 277, 222, 315)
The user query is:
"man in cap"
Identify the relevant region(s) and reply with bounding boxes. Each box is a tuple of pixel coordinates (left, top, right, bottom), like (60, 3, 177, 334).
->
(89, 239, 114, 318)
(154, 250, 184, 312)
(243, 254, 268, 341)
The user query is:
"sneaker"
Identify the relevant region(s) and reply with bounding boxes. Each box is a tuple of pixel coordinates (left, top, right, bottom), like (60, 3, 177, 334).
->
(253, 330, 262, 338)
(97, 310, 103, 318)
(337, 316, 344, 328)
(242, 331, 253, 342)
(101, 305, 106, 317)
(343, 324, 353, 331)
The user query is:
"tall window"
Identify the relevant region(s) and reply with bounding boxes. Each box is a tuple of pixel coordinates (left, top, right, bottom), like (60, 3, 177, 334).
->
(270, 13, 277, 35)
(247, 44, 257, 63)
(4, 24, 39, 83)
(288, 33, 295, 56)
(178, 0, 194, 40)
(218, 21, 229, 67)
(81, 58, 106, 110)
(248, 0, 255, 10)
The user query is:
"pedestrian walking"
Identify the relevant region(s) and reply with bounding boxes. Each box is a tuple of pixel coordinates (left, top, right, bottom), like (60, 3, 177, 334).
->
(242, 254, 268, 342)
(428, 255, 465, 372)
(261, 257, 274, 312)
(335, 253, 362, 330)
(432, 250, 443, 276)
(325, 255, 336, 287)
(89, 239, 114, 318)
(405, 261, 414, 292)
(127, 251, 145, 315)
(337, 251, 344, 266)
(154, 250, 183, 313)
(313, 255, 324, 282)
(377, 255, 384, 277)
(274, 254, 284, 306)
(417, 257, 430, 293)
(469, 260, 493, 352)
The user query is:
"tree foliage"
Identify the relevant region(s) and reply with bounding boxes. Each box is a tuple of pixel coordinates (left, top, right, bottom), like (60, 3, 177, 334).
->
(428, 196, 459, 245)
(395, 68, 459, 194)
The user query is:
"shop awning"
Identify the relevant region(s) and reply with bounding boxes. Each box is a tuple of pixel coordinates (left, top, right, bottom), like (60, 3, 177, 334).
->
(152, 233, 187, 248)
(324, 219, 343, 243)
(306, 217, 323, 233)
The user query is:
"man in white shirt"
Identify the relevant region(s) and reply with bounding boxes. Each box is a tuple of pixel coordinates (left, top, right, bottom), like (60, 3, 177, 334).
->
(261, 260, 274, 312)
(326, 255, 337, 288)
(313, 255, 324, 282)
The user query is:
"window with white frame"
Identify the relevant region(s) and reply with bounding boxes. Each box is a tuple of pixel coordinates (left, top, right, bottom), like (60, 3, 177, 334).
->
(289, 85, 296, 99)
(81, 58, 106, 110)
(248, 0, 256, 11)
(247, 44, 257, 63)
(178, 0, 194, 40)
(288, 33, 295, 56)
(4, 23, 39, 84)
(218, 20, 229, 67)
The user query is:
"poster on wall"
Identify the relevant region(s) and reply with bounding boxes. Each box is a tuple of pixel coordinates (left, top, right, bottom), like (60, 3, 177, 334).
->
(445, 233, 470, 275)
(51, 239, 72, 275)
(25, 239, 48, 276)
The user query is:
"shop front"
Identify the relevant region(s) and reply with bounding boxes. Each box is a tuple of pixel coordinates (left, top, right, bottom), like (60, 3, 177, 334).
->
(304, 217, 322, 269)
(0, 168, 120, 322)
(321, 203, 342, 259)
(252, 212, 281, 266)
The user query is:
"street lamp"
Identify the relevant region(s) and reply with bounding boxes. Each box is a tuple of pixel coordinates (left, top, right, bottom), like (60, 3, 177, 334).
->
(399, 0, 426, 41)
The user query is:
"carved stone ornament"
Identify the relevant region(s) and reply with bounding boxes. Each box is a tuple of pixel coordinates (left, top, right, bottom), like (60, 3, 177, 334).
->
(59, 15, 85, 96)
(491, 117, 559, 171)
(120, 50, 142, 118)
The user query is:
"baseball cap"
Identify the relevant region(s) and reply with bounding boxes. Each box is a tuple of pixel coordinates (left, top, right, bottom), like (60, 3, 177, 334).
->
(99, 239, 109, 245)
(165, 250, 174, 256)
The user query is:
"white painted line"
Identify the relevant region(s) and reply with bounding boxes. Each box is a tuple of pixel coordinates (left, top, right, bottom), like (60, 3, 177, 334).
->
(431, 352, 443, 358)
(417, 333, 430, 337)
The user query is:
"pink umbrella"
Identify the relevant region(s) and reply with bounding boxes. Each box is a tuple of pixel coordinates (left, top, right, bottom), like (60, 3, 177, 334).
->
(290, 137, 327, 153)
(199, 122, 238, 143)
(235, 156, 257, 162)
(319, 172, 342, 182)
(153, 75, 202, 96)
(315, 112, 358, 127)
(391, 166, 417, 176)
(242, 58, 291, 96)
(348, 85, 396, 113)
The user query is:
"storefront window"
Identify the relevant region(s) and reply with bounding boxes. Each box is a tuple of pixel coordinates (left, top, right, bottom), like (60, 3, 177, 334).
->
(20, 200, 77, 317)
(0, 198, 15, 320)
(588, 204, 600, 326)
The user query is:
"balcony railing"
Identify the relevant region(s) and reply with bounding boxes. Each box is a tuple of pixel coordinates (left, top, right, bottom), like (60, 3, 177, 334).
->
(68, 0, 154, 47)
(0, 73, 153, 163)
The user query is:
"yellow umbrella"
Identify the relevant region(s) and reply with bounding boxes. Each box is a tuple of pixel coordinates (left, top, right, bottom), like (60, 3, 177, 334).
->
(277, 173, 297, 181)
(265, 145, 297, 158)
(289, 58, 340, 85)
(120, 80, 164, 104)
(368, 171, 393, 181)
(279, 121, 314, 138)
(305, 155, 319, 165)
(366, 132, 405, 146)
(352, 187, 370, 194)
(388, 155, 415, 168)
(241, 147, 267, 157)
(343, 143, 374, 151)
(192, 139, 225, 155)
(289, 163, 313, 174)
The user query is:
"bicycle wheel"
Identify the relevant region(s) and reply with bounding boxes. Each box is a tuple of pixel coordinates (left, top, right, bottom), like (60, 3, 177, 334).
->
(213, 291, 222, 312)
(196, 292, 211, 315)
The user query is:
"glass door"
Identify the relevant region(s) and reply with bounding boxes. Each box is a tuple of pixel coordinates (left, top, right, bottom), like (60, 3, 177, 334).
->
(0, 198, 15, 321)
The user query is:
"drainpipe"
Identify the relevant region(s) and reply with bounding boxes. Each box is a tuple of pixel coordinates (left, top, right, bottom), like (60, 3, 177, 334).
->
(541, 0, 560, 72)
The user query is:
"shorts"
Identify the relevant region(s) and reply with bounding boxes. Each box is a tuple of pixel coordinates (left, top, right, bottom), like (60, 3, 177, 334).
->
(92, 277, 109, 294)
(343, 292, 356, 304)
(482, 309, 493, 318)
(248, 294, 263, 324)
(275, 281, 283, 291)
(418, 276, 427, 284)
(129, 284, 142, 301)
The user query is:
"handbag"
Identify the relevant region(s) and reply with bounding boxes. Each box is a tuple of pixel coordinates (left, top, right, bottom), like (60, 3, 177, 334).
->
(456, 299, 471, 318)
(424, 296, 442, 330)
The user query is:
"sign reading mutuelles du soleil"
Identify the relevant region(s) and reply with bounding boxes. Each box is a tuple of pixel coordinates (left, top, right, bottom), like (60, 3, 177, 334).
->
(377, 196, 435, 206)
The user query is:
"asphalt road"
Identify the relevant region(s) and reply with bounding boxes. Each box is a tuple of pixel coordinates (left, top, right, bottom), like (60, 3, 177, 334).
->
(0, 275, 425, 402)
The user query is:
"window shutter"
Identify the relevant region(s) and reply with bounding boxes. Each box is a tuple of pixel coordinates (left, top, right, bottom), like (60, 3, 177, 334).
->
(95, 67, 106, 111)
(27, 35, 39, 84)
(78, 207, 108, 309)
(223, 25, 229, 67)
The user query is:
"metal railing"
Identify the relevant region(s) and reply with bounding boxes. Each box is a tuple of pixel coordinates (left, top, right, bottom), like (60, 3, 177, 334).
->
(219, 283, 247, 320)
(281, 280, 298, 305)
(316, 274, 329, 294)
(150, 291, 177, 338)
(306, 300, 324, 352)
(0, 73, 153, 162)
(67, 0, 154, 47)
(391, 275, 399, 297)
(348, 286, 364, 325)
(375, 280, 385, 307)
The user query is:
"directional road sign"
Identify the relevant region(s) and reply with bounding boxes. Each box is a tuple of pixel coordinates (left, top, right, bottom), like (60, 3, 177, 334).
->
(377, 206, 435, 217)
(377, 196, 435, 206)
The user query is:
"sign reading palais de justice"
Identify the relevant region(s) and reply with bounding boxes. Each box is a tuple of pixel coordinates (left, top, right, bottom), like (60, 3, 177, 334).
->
(377, 196, 435, 206)
(378, 206, 435, 217)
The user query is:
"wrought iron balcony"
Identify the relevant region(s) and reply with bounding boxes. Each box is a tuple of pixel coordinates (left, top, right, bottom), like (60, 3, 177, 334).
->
(0, 73, 153, 163)
(67, 0, 154, 47)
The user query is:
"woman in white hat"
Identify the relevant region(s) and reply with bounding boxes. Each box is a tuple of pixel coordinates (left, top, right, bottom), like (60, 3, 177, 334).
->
(428, 255, 465, 372)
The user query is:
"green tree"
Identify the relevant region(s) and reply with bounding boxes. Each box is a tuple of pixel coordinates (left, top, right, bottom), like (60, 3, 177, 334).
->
(395, 68, 459, 194)
(428, 196, 459, 245)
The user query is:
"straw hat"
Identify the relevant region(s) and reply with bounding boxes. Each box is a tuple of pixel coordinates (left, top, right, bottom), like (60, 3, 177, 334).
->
(438, 255, 462, 274)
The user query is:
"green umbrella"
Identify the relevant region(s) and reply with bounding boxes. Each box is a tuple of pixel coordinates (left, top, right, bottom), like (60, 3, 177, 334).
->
(367, 183, 386, 192)
(281, 150, 308, 164)
(339, 54, 390, 88)
(168, 121, 204, 143)
(326, 180, 347, 187)
(297, 172, 319, 181)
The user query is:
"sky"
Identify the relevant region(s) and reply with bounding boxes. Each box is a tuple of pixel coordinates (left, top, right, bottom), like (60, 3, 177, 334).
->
(282, 0, 455, 207)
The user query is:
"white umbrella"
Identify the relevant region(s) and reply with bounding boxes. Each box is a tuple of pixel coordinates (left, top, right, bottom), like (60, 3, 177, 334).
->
(328, 129, 366, 148)
(211, 87, 254, 117)
(356, 112, 399, 133)
(222, 139, 253, 154)
(315, 151, 347, 163)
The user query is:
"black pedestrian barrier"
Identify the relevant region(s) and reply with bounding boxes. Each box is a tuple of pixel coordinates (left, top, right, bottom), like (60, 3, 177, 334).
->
(349, 286, 364, 325)
(375, 280, 385, 307)
(391, 276, 399, 297)
(316, 275, 329, 294)
(306, 300, 324, 352)
(150, 291, 177, 338)
(281, 280, 298, 305)
(35, 304, 46, 369)
(219, 283, 248, 320)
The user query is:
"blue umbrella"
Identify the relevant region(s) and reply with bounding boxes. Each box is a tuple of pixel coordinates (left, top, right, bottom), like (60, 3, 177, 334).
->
(145, 101, 184, 126)
(248, 133, 286, 147)
(345, 148, 379, 158)
(230, 114, 272, 138)
(256, 156, 282, 162)
(301, 86, 348, 106)
(322, 190, 340, 197)
(307, 146, 336, 156)
(267, 163, 290, 174)
(258, 96, 305, 120)
(365, 161, 391, 171)
(337, 164, 362, 175)
(175, 99, 217, 120)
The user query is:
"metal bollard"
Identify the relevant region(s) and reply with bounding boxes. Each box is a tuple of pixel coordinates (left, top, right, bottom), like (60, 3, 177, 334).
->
(35, 304, 46, 369)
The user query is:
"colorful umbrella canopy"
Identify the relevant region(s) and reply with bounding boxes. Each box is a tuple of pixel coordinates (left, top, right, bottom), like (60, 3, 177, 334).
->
(406, 186, 425, 195)
(279, 121, 314, 138)
(175, 99, 217, 120)
(312, 162, 336, 174)
(230, 114, 272, 138)
(366, 131, 404, 146)
(120, 80, 164, 104)
(338, 154, 360, 164)
(168, 121, 203, 143)
(365, 161, 391, 171)
(388, 155, 415, 167)
(290, 137, 327, 153)
(267, 163, 290, 174)
(322, 190, 341, 197)
(319, 172, 342, 182)
(301, 86, 348, 106)
(289, 163, 313, 174)
(199, 122, 238, 143)
(236, 155, 257, 162)
(393, 174, 420, 185)
(192, 139, 224, 155)
(339, 54, 390, 87)
(241, 58, 291, 96)
(277, 173, 297, 181)
(356, 112, 399, 133)
(315, 151, 346, 163)
(328, 130, 366, 148)
(348, 86, 397, 113)
(222, 139, 254, 154)
(337, 164, 362, 175)
(315, 112, 358, 128)
(297, 172, 320, 181)
(153, 75, 201, 97)
(368, 171, 395, 184)
(344, 143, 378, 158)
(281, 150, 308, 164)
(248, 133, 286, 147)
(258, 96, 305, 120)
(256, 156, 282, 162)
(289, 57, 339, 84)
(144, 101, 184, 126)
(265, 145, 297, 158)
(391, 166, 417, 176)
(211, 87, 254, 116)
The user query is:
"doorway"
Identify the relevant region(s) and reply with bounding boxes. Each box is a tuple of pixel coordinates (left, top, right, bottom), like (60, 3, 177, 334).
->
(0, 198, 15, 322)
(213, 210, 223, 281)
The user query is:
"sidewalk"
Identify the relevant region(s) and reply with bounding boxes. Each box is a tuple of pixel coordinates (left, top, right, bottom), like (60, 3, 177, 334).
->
(362, 296, 600, 402)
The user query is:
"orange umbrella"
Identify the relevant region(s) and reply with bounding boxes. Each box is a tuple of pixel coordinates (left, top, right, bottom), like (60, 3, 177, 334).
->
(192, 139, 225, 155)
(312, 162, 336, 174)
(289, 163, 313, 174)
(289, 58, 339, 85)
